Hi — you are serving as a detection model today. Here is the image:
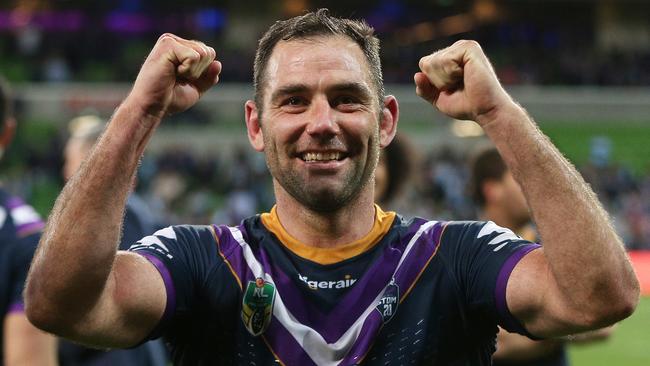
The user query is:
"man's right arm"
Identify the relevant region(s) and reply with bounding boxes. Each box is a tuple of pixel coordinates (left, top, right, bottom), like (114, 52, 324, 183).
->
(24, 34, 221, 348)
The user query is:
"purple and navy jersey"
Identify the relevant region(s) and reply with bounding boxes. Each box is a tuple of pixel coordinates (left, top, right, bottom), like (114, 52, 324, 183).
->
(129, 206, 540, 365)
(0, 188, 44, 364)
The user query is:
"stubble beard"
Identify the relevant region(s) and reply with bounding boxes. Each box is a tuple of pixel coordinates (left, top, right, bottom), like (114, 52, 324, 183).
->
(264, 131, 381, 213)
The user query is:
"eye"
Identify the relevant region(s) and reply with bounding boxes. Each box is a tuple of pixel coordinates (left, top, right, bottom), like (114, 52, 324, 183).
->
(335, 95, 358, 105)
(285, 96, 305, 106)
(333, 95, 363, 111)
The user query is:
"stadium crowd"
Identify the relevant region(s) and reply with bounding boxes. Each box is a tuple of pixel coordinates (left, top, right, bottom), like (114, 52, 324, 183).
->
(6, 133, 649, 250)
(3, 3, 650, 87)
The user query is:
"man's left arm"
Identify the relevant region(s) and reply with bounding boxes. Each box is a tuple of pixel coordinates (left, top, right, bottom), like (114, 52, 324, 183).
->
(416, 40, 639, 337)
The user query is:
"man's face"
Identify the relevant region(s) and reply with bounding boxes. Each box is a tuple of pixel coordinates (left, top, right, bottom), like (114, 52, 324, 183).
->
(249, 36, 391, 212)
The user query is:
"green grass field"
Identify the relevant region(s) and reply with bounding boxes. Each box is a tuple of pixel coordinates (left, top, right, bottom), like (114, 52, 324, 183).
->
(569, 297, 650, 365)
(539, 122, 650, 176)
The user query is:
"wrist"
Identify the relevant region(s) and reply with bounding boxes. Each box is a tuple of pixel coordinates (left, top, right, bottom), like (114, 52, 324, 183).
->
(475, 99, 523, 128)
(116, 96, 164, 132)
(105, 99, 163, 157)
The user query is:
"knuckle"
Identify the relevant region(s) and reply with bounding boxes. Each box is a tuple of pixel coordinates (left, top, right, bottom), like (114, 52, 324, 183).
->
(419, 56, 433, 71)
(158, 33, 174, 42)
(459, 39, 481, 50)
(195, 44, 207, 57)
(418, 57, 426, 70)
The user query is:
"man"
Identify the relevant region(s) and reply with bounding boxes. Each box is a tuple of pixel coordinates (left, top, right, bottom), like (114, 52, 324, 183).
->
(58, 115, 168, 366)
(0, 76, 57, 365)
(470, 147, 613, 366)
(24, 9, 639, 365)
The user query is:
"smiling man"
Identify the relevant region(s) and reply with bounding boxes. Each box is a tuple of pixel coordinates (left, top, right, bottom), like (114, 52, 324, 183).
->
(25, 9, 639, 366)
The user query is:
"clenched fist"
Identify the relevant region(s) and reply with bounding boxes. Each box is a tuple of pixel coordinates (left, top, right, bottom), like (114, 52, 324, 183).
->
(129, 33, 222, 120)
(414, 40, 514, 126)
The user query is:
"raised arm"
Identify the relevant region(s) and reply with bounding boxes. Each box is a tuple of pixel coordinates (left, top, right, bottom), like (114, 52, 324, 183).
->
(415, 40, 639, 337)
(24, 34, 221, 348)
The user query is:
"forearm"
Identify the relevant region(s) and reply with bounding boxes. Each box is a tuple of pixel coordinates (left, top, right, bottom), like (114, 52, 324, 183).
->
(25, 100, 160, 330)
(481, 103, 639, 324)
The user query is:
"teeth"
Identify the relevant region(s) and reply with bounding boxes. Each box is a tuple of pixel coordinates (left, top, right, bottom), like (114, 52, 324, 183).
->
(303, 152, 341, 162)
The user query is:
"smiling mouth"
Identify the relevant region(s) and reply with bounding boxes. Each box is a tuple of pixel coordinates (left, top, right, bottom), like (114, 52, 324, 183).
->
(301, 151, 343, 162)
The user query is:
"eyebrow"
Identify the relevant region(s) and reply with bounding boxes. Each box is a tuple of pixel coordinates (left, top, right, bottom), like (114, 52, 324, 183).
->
(269, 82, 373, 104)
(329, 82, 373, 100)
(270, 84, 310, 104)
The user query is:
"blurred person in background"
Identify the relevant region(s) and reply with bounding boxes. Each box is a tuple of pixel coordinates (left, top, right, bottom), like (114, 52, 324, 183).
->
(0, 76, 57, 365)
(59, 115, 168, 366)
(470, 147, 613, 366)
(25, 10, 638, 365)
(374, 132, 415, 212)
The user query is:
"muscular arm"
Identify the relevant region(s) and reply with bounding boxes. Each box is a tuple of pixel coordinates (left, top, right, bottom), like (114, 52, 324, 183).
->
(482, 103, 636, 336)
(4, 313, 57, 366)
(416, 40, 639, 337)
(24, 34, 221, 348)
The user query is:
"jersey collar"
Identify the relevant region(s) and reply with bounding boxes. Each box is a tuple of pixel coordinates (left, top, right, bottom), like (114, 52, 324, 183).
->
(260, 204, 396, 265)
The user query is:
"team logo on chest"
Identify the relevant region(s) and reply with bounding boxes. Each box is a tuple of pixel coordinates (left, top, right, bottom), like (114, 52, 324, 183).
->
(242, 277, 276, 336)
(376, 279, 400, 323)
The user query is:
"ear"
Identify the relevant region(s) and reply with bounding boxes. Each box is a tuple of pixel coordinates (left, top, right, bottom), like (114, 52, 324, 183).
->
(0, 117, 16, 149)
(245, 100, 264, 152)
(379, 95, 399, 148)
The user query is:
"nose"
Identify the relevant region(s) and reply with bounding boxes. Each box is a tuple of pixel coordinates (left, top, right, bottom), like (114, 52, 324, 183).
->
(305, 97, 340, 137)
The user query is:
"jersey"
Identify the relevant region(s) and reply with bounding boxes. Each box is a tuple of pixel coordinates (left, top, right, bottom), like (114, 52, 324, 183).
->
(129, 205, 541, 365)
(0, 188, 45, 365)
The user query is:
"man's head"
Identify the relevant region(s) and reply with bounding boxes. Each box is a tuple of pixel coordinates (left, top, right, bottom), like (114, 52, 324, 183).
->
(245, 9, 398, 213)
(470, 147, 530, 228)
(254, 8, 384, 112)
(0, 75, 17, 159)
(62, 115, 104, 181)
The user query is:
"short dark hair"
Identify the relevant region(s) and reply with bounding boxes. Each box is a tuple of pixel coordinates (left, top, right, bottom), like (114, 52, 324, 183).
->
(469, 147, 507, 207)
(253, 8, 384, 111)
(0, 75, 13, 124)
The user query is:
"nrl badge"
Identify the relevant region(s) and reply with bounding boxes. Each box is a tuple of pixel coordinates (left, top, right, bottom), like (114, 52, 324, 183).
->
(376, 279, 399, 324)
(242, 277, 276, 336)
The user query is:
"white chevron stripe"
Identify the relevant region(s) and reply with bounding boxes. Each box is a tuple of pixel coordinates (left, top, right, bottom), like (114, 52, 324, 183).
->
(477, 221, 521, 252)
(129, 226, 176, 255)
(227, 220, 438, 366)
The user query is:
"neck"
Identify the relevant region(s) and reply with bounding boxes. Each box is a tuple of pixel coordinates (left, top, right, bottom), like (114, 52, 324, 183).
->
(274, 184, 376, 249)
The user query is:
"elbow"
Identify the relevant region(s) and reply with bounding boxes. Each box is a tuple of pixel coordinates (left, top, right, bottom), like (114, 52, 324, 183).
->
(607, 271, 641, 323)
(24, 294, 57, 335)
(24, 299, 56, 335)
(582, 279, 639, 329)
(24, 282, 68, 336)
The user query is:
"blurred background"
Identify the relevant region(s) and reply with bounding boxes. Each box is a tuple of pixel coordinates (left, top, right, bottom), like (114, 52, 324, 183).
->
(1, 0, 649, 364)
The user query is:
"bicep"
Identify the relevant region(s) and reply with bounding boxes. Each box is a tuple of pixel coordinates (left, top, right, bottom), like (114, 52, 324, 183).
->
(3, 312, 57, 366)
(68, 251, 167, 348)
(506, 249, 590, 337)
